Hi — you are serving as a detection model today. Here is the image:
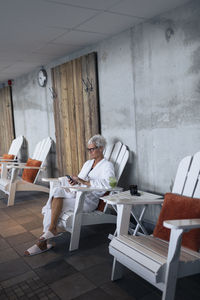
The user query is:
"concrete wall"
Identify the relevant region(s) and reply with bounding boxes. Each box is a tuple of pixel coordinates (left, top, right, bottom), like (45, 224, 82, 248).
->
(12, 0, 200, 223)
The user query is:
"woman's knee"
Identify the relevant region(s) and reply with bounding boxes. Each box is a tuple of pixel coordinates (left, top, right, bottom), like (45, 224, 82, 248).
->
(53, 187, 65, 198)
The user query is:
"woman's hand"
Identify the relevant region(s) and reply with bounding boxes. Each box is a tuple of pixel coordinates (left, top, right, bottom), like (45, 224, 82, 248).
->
(72, 176, 90, 186)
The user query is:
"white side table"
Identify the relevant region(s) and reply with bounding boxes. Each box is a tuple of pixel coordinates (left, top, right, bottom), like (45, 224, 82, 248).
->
(100, 190, 163, 236)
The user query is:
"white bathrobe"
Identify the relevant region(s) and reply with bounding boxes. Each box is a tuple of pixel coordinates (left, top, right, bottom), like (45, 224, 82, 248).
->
(42, 158, 115, 232)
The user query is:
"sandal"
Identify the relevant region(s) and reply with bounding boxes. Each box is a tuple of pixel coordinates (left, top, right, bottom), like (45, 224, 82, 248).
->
(24, 243, 53, 256)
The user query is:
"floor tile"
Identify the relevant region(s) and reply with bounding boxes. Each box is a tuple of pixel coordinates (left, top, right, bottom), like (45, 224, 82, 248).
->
(0, 258, 31, 281)
(0, 237, 10, 250)
(22, 217, 43, 231)
(101, 281, 136, 300)
(5, 232, 36, 247)
(73, 287, 115, 300)
(50, 272, 95, 300)
(0, 247, 20, 263)
(30, 227, 44, 238)
(81, 262, 113, 286)
(34, 258, 77, 284)
(0, 273, 60, 299)
(1, 225, 26, 238)
(23, 248, 63, 269)
(0, 224, 27, 238)
(65, 249, 111, 271)
(1, 271, 37, 288)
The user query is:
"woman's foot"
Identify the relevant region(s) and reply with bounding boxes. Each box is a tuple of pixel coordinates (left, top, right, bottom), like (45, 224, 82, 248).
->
(39, 230, 63, 242)
(24, 240, 52, 256)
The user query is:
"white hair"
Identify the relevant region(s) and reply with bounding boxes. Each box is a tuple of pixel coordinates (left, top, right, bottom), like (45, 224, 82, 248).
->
(88, 134, 106, 149)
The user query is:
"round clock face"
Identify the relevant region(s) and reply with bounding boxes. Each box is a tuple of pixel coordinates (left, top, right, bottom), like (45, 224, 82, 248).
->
(37, 69, 47, 87)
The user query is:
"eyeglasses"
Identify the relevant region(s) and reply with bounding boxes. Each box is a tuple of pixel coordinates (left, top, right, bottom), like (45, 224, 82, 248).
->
(87, 146, 98, 152)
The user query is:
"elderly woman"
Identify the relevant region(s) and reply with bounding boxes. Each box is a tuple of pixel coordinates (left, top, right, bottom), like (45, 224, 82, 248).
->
(25, 134, 115, 256)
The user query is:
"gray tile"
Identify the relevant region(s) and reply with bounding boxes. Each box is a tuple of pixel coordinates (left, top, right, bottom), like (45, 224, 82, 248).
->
(0, 247, 20, 263)
(0, 258, 31, 281)
(5, 232, 36, 246)
(23, 246, 62, 269)
(0, 237, 10, 250)
(65, 250, 111, 271)
(73, 287, 114, 300)
(101, 281, 136, 300)
(50, 272, 95, 300)
(81, 262, 113, 286)
(22, 217, 43, 231)
(1, 271, 37, 288)
(35, 259, 77, 284)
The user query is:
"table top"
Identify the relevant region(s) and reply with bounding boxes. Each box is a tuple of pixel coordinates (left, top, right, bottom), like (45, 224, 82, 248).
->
(100, 190, 164, 205)
(69, 186, 123, 192)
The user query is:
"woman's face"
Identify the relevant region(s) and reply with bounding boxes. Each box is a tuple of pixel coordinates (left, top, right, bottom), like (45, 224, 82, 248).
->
(87, 143, 103, 160)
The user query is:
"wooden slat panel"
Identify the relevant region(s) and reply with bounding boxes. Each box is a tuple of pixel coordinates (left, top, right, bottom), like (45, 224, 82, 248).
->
(52, 52, 100, 176)
(52, 66, 64, 175)
(73, 57, 86, 171)
(0, 86, 15, 155)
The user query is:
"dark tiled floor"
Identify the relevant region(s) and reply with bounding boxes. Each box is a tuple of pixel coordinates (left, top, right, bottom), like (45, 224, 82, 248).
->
(0, 191, 200, 300)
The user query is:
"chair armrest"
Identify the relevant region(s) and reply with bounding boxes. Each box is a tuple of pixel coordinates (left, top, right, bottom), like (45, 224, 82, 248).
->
(42, 178, 59, 183)
(164, 219, 200, 231)
(0, 159, 18, 162)
(9, 165, 45, 170)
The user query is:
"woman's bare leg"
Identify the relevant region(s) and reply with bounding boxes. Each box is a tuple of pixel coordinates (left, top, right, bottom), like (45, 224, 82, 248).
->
(24, 197, 64, 255)
(48, 197, 63, 235)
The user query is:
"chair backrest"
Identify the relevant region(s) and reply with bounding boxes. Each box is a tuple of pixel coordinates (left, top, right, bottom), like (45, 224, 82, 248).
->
(8, 135, 24, 158)
(105, 141, 129, 181)
(172, 151, 200, 198)
(32, 137, 53, 183)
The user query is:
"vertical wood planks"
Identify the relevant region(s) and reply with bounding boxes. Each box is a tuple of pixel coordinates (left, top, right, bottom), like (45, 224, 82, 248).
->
(0, 86, 15, 155)
(52, 52, 100, 176)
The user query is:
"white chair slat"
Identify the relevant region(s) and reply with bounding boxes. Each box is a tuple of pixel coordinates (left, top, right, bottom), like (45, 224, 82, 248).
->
(104, 144, 114, 160)
(115, 150, 129, 181)
(172, 155, 192, 195)
(183, 152, 200, 197)
(109, 141, 122, 164)
(193, 178, 200, 198)
(8, 135, 24, 157)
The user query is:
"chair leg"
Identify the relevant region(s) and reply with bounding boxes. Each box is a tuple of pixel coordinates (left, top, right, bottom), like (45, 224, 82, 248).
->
(162, 228, 183, 300)
(7, 182, 16, 206)
(111, 258, 124, 281)
(69, 213, 82, 251)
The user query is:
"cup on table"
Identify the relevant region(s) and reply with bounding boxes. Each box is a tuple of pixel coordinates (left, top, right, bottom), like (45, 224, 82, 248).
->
(130, 184, 138, 195)
(109, 177, 117, 188)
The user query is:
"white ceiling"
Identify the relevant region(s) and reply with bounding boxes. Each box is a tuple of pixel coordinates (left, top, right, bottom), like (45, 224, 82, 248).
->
(0, 0, 190, 83)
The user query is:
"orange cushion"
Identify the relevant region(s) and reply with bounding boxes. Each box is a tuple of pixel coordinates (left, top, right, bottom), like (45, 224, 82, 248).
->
(96, 192, 110, 211)
(153, 193, 200, 251)
(2, 154, 15, 160)
(22, 158, 42, 183)
(0, 154, 15, 171)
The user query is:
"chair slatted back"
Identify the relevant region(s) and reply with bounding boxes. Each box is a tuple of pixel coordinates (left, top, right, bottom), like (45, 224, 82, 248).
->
(109, 142, 123, 165)
(104, 144, 114, 161)
(172, 155, 192, 195)
(97, 141, 129, 211)
(183, 152, 200, 197)
(172, 151, 200, 198)
(8, 135, 24, 158)
(104, 141, 129, 180)
(32, 137, 52, 183)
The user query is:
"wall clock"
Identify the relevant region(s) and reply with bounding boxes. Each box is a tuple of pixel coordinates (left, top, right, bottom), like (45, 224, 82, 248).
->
(37, 68, 47, 87)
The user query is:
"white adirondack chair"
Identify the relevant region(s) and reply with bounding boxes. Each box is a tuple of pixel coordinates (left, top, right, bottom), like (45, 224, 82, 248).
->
(0, 135, 24, 161)
(47, 141, 129, 251)
(109, 151, 200, 300)
(0, 137, 52, 206)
